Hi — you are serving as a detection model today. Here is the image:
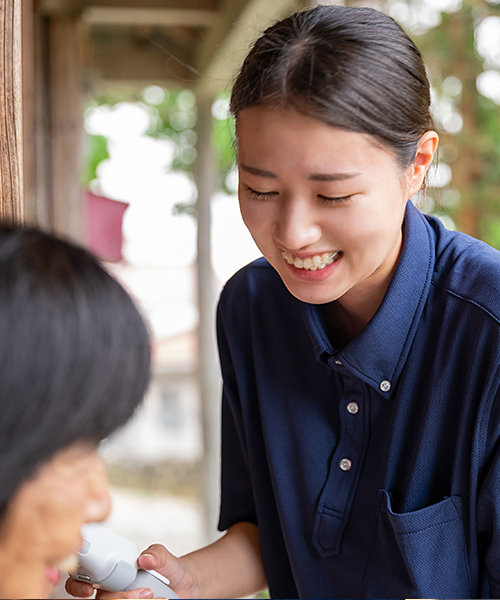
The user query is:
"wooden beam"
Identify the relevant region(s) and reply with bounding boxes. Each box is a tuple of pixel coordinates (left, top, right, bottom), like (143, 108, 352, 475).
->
(0, 0, 23, 224)
(39, 0, 82, 16)
(40, 0, 218, 15)
(91, 38, 197, 85)
(195, 0, 301, 97)
(192, 0, 248, 77)
(83, 8, 219, 27)
(85, 0, 217, 8)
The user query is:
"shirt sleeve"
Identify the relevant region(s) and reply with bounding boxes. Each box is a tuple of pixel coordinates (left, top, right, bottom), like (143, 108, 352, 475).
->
(217, 293, 257, 532)
(476, 384, 500, 598)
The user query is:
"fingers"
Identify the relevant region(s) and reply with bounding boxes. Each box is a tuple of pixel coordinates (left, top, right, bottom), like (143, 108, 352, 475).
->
(95, 588, 155, 599)
(65, 578, 94, 598)
(64, 577, 154, 599)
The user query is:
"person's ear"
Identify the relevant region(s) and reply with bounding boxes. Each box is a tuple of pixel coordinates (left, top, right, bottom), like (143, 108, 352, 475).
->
(406, 131, 439, 198)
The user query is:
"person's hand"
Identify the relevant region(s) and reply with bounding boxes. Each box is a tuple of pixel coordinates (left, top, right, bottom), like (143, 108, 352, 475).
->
(65, 544, 195, 599)
(65, 578, 157, 599)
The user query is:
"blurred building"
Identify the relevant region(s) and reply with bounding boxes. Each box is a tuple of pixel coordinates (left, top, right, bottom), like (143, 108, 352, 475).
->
(103, 329, 202, 466)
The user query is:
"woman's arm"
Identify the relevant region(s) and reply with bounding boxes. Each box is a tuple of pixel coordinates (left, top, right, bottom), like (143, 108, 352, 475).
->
(66, 521, 267, 599)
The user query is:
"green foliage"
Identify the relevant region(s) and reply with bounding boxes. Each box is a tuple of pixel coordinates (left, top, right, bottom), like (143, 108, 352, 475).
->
(82, 133, 109, 186)
(402, 0, 500, 246)
(212, 111, 237, 191)
(84, 86, 237, 215)
(145, 88, 198, 172)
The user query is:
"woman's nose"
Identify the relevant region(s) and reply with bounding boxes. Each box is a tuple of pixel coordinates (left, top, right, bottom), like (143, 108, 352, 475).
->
(84, 454, 112, 523)
(274, 198, 322, 251)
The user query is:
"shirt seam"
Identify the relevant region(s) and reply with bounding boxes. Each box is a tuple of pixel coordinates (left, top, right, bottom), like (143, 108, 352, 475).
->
(430, 280, 500, 327)
(391, 516, 461, 536)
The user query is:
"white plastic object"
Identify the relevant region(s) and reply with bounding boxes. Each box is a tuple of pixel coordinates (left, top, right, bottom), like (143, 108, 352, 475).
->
(71, 523, 179, 599)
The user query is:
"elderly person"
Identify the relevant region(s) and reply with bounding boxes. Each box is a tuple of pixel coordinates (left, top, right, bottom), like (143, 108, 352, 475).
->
(0, 225, 150, 599)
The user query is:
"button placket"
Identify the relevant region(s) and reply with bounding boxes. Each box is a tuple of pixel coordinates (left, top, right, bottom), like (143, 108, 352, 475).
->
(312, 375, 368, 557)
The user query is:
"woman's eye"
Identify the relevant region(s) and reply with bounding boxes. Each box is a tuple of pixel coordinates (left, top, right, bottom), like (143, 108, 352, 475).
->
(318, 194, 352, 203)
(244, 185, 278, 200)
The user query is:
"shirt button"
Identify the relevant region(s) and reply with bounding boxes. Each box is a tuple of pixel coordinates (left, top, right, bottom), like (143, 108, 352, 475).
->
(380, 380, 391, 392)
(339, 458, 352, 472)
(347, 402, 359, 415)
(335, 360, 342, 365)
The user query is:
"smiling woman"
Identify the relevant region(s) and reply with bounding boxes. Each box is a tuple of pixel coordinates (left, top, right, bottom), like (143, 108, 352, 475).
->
(0, 226, 150, 599)
(236, 108, 436, 337)
(68, 5, 500, 600)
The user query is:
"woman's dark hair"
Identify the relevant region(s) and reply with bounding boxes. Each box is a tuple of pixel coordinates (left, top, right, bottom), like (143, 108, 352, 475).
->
(230, 5, 434, 169)
(0, 225, 151, 518)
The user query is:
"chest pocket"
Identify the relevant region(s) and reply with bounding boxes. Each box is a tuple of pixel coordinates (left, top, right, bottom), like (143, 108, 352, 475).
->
(364, 490, 472, 599)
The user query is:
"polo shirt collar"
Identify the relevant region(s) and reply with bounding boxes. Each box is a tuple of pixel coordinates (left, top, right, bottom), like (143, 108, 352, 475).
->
(302, 201, 435, 396)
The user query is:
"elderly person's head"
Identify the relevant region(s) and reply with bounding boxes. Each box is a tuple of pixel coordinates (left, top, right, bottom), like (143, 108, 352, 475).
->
(0, 225, 151, 599)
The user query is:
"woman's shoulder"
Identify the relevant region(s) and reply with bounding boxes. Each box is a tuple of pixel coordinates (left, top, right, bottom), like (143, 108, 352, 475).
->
(218, 256, 302, 324)
(219, 257, 282, 301)
(426, 213, 500, 320)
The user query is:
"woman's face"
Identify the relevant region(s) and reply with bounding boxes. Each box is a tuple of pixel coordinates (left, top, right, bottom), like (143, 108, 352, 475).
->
(0, 443, 111, 599)
(237, 107, 434, 318)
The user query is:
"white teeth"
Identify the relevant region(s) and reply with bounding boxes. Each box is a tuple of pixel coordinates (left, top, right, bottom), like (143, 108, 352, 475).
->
(282, 250, 340, 270)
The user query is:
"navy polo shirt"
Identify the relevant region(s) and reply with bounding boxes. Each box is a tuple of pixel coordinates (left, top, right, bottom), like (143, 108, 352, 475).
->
(217, 201, 500, 599)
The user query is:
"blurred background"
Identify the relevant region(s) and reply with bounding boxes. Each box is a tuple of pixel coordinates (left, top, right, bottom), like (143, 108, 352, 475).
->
(9, 0, 500, 596)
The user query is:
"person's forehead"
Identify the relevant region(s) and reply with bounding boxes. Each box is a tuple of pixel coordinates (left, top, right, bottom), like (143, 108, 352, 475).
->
(236, 107, 400, 176)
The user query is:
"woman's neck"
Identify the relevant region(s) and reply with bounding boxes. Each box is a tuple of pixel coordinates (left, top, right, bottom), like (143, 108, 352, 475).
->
(325, 297, 376, 349)
(325, 250, 401, 348)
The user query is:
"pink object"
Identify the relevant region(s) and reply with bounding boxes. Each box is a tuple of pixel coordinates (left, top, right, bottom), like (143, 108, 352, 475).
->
(85, 191, 129, 262)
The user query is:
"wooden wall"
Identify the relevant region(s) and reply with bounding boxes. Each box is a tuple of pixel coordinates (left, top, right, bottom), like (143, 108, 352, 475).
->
(1, 0, 85, 240)
(0, 0, 23, 224)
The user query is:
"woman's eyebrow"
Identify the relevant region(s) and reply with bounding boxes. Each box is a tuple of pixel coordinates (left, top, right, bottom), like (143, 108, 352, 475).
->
(239, 162, 360, 181)
(240, 163, 276, 178)
(309, 172, 361, 181)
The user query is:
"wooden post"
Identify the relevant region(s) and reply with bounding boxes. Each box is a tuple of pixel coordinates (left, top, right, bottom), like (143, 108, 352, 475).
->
(22, 6, 85, 236)
(48, 15, 85, 241)
(0, 0, 23, 224)
(195, 92, 222, 543)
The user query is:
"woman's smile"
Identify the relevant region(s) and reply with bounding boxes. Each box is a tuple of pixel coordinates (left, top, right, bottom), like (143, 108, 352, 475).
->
(282, 250, 343, 281)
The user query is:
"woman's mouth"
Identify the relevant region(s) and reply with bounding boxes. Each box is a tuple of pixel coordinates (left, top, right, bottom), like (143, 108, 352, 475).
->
(44, 565, 61, 587)
(282, 250, 342, 270)
(281, 250, 343, 282)
(44, 554, 78, 590)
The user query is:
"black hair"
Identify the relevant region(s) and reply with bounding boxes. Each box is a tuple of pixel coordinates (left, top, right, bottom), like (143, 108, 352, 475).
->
(230, 5, 434, 169)
(0, 226, 151, 518)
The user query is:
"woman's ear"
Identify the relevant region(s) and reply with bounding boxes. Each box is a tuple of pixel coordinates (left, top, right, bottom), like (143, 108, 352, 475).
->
(406, 131, 439, 198)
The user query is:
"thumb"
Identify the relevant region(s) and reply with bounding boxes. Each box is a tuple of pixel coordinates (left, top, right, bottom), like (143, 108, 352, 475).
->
(138, 544, 193, 594)
(138, 544, 180, 578)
